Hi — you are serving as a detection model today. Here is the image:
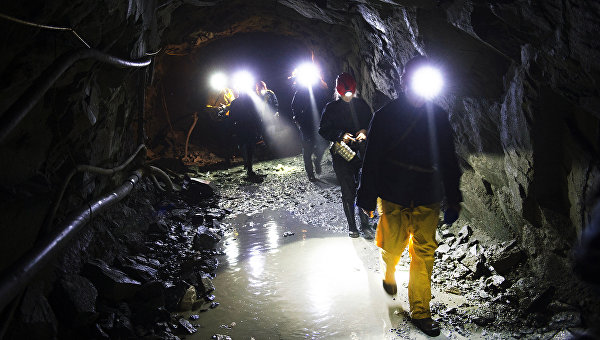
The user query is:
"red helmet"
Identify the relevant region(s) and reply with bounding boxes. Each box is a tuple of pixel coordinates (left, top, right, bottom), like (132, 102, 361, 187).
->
(335, 72, 356, 96)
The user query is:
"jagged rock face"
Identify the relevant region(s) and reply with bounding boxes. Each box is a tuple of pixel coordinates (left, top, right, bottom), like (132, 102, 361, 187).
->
(0, 0, 598, 300)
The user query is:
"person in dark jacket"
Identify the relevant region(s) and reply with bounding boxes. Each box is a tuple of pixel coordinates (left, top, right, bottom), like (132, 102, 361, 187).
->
(229, 91, 262, 177)
(256, 81, 279, 151)
(356, 56, 462, 337)
(292, 81, 330, 181)
(320, 72, 374, 238)
(256, 81, 279, 117)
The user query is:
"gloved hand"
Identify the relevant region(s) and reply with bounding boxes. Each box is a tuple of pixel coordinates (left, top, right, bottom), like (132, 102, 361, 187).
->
(443, 205, 460, 225)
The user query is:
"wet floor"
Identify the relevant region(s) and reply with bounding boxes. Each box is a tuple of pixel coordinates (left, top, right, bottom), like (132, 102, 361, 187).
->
(172, 156, 552, 339)
(180, 208, 501, 339)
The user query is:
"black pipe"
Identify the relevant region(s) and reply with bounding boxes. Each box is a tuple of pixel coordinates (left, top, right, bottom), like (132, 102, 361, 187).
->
(0, 169, 144, 313)
(0, 48, 152, 143)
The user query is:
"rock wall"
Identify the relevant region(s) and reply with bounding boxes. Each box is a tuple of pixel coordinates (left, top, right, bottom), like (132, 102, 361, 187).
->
(352, 1, 600, 293)
(0, 0, 162, 269)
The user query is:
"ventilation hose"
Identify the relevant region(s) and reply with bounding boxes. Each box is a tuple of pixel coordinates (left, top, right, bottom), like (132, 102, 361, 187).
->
(0, 169, 144, 313)
(43, 144, 148, 234)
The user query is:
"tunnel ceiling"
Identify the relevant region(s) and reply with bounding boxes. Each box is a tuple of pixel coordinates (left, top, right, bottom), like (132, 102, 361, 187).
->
(0, 0, 599, 318)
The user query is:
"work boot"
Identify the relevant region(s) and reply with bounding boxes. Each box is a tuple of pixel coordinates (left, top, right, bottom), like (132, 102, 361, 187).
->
(411, 317, 440, 337)
(348, 227, 359, 238)
(307, 173, 316, 182)
(382, 280, 397, 296)
(361, 227, 374, 240)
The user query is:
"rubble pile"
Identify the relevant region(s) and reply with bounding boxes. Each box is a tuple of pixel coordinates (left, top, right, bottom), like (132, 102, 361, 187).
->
(8, 169, 231, 340)
(430, 224, 586, 338)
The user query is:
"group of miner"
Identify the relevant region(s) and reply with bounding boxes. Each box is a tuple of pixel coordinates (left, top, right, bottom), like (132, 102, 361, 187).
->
(223, 55, 462, 337)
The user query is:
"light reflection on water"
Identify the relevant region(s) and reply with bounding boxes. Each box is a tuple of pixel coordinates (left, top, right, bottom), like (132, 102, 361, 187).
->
(184, 209, 455, 339)
(183, 209, 401, 339)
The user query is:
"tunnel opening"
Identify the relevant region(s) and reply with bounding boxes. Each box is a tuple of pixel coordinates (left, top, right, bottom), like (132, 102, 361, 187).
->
(145, 31, 340, 168)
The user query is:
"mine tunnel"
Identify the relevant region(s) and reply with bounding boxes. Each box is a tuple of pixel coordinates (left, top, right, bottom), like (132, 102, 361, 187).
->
(0, 1, 599, 339)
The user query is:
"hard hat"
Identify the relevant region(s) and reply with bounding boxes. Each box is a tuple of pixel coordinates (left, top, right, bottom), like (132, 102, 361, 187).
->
(335, 72, 356, 97)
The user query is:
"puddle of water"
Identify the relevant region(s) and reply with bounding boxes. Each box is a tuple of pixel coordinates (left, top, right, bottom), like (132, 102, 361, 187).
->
(181, 209, 490, 339)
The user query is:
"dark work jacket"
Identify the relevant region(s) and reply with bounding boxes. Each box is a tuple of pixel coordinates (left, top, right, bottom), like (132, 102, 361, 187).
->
(229, 94, 261, 141)
(356, 95, 462, 211)
(292, 87, 330, 135)
(319, 97, 372, 149)
(261, 90, 279, 114)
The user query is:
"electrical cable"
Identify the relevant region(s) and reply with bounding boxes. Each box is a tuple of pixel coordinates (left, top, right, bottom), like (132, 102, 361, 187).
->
(0, 48, 152, 143)
(148, 165, 174, 192)
(184, 113, 199, 160)
(0, 12, 90, 48)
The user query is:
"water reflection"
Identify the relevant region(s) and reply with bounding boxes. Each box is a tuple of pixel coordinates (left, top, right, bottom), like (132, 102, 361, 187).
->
(184, 209, 463, 339)
(265, 221, 279, 252)
(248, 252, 265, 278)
(223, 229, 239, 266)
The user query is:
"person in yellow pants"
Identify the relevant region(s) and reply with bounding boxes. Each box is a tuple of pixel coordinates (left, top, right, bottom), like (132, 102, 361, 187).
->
(377, 199, 440, 319)
(356, 56, 463, 337)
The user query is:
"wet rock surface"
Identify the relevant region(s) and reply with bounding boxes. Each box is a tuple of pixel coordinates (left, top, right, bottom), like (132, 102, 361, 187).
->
(12, 165, 233, 339)
(430, 220, 600, 339)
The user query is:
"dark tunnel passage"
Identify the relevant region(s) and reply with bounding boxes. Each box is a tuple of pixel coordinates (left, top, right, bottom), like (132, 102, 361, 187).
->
(149, 32, 323, 164)
(0, 1, 600, 339)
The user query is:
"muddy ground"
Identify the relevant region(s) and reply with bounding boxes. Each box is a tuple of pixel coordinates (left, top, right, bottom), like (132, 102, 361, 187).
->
(174, 153, 596, 339)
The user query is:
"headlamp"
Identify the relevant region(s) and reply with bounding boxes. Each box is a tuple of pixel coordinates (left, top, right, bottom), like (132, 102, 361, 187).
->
(260, 89, 266, 95)
(344, 91, 353, 97)
(209, 72, 227, 91)
(294, 62, 320, 88)
(232, 70, 254, 93)
(410, 66, 443, 100)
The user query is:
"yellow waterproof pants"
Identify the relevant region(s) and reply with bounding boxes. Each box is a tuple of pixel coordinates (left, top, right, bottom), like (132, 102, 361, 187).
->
(376, 198, 440, 319)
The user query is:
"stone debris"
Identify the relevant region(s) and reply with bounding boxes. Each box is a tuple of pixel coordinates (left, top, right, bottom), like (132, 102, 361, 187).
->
(198, 275, 215, 294)
(49, 274, 98, 327)
(178, 285, 197, 311)
(177, 317, 197, 334)
(22, 168, 233, 339)
(193, 226, 222, 250)
(549, 311, 582, 329)
(83, 259, 142, 301)
(431, 220, 592, 338)
(435, 243, 451, 256)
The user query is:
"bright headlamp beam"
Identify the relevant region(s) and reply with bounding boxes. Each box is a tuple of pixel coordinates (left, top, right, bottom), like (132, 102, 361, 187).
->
(410, 66, 443, 100)
(232, 70, 255, 93)
(295, 63, 320, 88)
(344, 91, 353, 97)
(209, 72, 227, 91)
